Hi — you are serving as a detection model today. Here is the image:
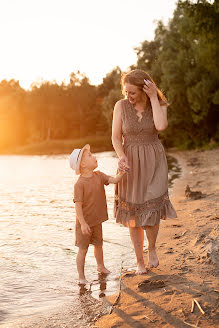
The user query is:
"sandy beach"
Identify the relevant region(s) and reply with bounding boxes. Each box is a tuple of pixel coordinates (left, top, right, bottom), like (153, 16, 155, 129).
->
(96, 147, 219, 328)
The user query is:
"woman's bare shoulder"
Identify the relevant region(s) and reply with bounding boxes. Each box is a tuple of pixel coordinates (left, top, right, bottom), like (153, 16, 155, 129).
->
(114, 98, 127, 111)
(116, 98, 127, 105)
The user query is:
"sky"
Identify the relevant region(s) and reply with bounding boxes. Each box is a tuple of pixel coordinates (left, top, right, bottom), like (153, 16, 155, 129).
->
(0, 0, 177, 89)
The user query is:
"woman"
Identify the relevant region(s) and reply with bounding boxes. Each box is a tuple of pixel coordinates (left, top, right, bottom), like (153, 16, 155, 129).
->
(112, 69, 177, 274)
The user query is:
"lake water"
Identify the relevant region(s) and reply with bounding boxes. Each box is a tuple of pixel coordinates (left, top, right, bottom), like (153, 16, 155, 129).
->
(0, 152, 180, 327)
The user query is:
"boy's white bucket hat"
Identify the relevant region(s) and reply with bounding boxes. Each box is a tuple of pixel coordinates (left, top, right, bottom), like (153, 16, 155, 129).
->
(69, 144, 90, 175)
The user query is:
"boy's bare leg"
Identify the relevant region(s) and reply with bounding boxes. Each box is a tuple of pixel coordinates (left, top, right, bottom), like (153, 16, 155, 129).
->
(94, 245, 110, 274)
(145, 224, 160, 268)
(76, 247, 89, 284)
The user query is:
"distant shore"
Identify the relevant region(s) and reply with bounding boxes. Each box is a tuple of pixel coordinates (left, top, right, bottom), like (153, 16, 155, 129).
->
(0, 136, 113, 155)
(1, 136, 218, 156)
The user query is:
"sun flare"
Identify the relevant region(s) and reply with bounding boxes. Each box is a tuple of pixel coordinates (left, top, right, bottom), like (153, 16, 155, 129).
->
(0, 0, 177, 89)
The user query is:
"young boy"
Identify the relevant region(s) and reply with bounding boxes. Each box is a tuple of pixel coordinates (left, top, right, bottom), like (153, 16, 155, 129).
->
(69, 144, 126, 284)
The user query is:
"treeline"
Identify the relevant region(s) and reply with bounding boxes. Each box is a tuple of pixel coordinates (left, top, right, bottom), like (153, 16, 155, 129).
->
(0, 68, 124, 152)
(0, 73, 110, 151)
(0, 0, 218, 152)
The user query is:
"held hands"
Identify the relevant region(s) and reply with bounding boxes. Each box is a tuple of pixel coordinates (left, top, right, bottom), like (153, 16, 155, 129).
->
(81, 223, 91, 235)
(118, 168, 127, 175)
(118, 154, 130, 173)
(143, 79, 157, 99)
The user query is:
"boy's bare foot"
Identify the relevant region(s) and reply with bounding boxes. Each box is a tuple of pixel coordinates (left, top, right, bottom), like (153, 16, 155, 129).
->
(78, 278, 90, 285)
(148, 248, 159, 268)
(136, 263, 148, 274)
(97, 265, 110, 274)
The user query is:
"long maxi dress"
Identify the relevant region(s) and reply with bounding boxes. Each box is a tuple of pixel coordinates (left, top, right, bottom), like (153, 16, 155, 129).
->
(114, 99, 177, 228)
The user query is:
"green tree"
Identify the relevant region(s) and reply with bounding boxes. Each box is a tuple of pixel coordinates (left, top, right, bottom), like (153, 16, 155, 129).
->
(97, 67, 122, 132)
(135, 0, 219, 148)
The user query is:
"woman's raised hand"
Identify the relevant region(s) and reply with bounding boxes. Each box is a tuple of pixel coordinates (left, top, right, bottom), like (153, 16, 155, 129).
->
(143, 79, 157, 99)
(118, 154, 129, 172)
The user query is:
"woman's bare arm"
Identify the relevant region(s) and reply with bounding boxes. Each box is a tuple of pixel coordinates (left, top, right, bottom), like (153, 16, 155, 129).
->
(150, 97, 168, 131)
(143, 80, 168, 131)
(112, 100, 125, 158)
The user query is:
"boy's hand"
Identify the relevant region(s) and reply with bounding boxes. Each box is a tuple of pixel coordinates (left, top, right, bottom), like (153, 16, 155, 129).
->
(81, 223, 91, 235)
(118, 168, 127, 175)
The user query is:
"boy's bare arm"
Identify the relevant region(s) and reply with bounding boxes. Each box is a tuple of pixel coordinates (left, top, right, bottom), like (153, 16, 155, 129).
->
(75, 202, 91, 235)
(108, 171, 126, 184)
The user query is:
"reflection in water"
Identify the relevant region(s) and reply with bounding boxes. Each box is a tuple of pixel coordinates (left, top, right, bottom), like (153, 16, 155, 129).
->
(79, 283, 92, 297)
(98, 274, 108, 298)
(79, 273, 108, 298)
(0, 152, 180, 327)
(94, 273, 108, 298)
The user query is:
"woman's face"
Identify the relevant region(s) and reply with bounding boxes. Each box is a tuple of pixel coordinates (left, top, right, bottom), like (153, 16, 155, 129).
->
(124, 83, 143, 105)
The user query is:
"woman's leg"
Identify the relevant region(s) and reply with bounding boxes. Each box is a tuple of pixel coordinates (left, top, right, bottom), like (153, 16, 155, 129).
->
(145, 224, 160, 268)
(129, 226, 147, 274)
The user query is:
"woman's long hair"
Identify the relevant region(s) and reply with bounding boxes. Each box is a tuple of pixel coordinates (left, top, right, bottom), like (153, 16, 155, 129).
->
(121, 69, 168, 106)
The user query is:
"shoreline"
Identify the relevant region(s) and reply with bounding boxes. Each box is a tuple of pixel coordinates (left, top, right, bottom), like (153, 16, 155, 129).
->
(0, 136, 113, 156)
(2, 137, 217, 157)
(1, 148, 218, 328)
(96, 148, 219, 328)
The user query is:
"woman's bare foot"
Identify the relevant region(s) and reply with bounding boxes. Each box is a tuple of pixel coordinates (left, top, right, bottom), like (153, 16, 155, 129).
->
(97, 265, 110, 274)
(136, 262, 148, 274)
(148, 248, 159, 268)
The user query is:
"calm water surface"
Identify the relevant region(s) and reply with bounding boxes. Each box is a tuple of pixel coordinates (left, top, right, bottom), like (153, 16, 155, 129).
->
(0, 152, 180, 326)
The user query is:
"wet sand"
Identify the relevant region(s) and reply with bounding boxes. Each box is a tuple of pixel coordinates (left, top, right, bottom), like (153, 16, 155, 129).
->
(96, 148, 219, 328)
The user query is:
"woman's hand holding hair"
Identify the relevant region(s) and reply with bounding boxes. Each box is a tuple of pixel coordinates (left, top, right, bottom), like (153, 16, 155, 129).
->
(143, 79, 157, 99)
